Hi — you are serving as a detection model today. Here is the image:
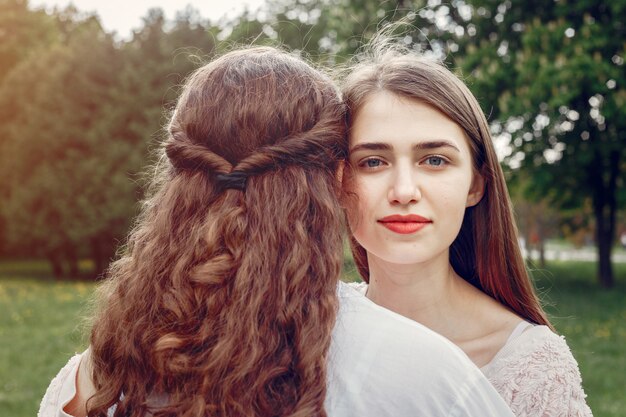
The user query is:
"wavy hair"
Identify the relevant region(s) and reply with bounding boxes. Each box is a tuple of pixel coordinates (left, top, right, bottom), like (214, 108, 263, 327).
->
(341, 41, 552, 329)
(88, 47, 347, 417)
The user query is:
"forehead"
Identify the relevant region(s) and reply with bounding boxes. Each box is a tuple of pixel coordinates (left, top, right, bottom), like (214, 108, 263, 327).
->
(350, 91, 471, 154)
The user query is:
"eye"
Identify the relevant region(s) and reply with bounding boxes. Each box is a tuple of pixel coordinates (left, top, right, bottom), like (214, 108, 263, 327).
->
(358, 157, 387, 169)
(423, 156, 448, 167)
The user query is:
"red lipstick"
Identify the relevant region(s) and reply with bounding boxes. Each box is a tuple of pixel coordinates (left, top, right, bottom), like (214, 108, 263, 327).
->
(378, 214, 431, 234)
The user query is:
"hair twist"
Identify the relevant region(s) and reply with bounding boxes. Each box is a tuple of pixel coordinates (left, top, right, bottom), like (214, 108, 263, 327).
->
(165, 127, 233, 175)
(166, 128, 250, 192)
(235, 112, 342, 176)
(166, 108, 343, 194)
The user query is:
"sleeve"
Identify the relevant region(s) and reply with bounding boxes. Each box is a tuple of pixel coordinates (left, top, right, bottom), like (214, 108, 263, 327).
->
(490, 332, 593, 417)
(38, 353, 83, 417)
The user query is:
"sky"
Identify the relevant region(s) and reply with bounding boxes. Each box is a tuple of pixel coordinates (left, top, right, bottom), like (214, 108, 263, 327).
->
(29, 0, 268, 39)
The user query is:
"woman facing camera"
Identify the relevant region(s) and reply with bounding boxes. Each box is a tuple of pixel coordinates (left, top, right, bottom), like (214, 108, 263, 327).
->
(341, 41, 593, 417)
(39, 46, 513, 417)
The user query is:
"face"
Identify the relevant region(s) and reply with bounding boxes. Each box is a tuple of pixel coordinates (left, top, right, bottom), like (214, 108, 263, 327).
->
(346, 91, 484, 268)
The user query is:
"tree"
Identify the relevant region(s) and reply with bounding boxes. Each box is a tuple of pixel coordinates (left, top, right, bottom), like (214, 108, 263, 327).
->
(0, 0, 61, 255)
(0, 17, 129, 277)
(221, 0, 434, 63)
(509, 180, 561, 267)
(0, 5, 221, 278)
(452, 0, 626, 288)
(0, 0, 60, 83)
(218, 1, 334, 60)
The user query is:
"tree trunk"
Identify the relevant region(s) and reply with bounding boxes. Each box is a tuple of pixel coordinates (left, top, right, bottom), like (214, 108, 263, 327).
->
(66, 244, 79, 279)
(91, 234, 115, 280)
(596, 225, 613, 288)
(48, 252, 64, 280)
(591, 149, 618, 289)
(537, 218, 546, 268)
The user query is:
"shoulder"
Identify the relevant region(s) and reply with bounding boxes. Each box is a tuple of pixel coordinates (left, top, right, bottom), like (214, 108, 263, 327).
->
(484, 325, 578, 377)
(38, 353, 83, 417)
(483, 325, 593, 416)
(335, 281, 453, 349)
(336, 281, 485, 365)
(328, 282, 514, 417)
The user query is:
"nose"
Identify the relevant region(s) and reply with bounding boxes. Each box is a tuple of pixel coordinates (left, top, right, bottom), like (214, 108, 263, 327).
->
(388, 165, 420, 205)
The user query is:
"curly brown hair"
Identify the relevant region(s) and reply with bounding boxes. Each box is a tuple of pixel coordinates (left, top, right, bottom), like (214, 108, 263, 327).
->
(87, 47, 347, 417)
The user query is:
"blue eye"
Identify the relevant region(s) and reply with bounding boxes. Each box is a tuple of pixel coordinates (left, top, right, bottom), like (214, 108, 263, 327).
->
(359, 158, 384, 169)
(425, 156, 445, 166)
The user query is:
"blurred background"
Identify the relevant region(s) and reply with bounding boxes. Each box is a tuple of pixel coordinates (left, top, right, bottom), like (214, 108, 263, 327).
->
(0, 0, 624, 416)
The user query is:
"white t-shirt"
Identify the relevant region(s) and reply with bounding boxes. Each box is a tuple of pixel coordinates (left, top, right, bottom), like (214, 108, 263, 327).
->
(325, 281, 514, 417)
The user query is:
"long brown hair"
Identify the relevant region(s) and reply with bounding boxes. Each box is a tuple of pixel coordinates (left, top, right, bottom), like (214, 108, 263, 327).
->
(88, 47, 346, 417)
(341, 42, 552, 329)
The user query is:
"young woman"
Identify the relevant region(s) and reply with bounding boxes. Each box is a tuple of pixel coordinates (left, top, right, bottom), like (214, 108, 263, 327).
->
(341, 43, 593, 417)
(38, 47, 514, 417)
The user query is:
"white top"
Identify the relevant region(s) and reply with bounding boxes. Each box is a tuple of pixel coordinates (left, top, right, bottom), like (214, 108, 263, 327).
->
(38, 353, 82, 417)
(347, 282, 592, 417)
(325, 281, 514, 417)
(481, 322, 593, 417)
(38, 281, 514, 417)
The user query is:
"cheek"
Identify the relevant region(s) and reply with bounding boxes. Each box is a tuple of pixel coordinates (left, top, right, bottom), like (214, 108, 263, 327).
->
(436, 178, 473, 217)
(440, 184, 470, 205)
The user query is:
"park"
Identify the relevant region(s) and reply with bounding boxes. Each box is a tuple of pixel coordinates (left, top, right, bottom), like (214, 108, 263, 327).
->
(1, 1, 625, 416)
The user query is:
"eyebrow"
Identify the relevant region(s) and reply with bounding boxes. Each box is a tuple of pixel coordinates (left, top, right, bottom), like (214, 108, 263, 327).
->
(414, 140, 461, 152)
(350, 140, 461, 153)
(349, 142, 392, 153)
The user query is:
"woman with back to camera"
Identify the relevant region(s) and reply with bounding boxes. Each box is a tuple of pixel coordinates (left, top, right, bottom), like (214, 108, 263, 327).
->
(38, 46, 515, 417)
(341, 39, 593, 417)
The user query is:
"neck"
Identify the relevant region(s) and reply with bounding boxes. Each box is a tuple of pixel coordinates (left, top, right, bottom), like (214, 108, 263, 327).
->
(366, 252, 478, 340)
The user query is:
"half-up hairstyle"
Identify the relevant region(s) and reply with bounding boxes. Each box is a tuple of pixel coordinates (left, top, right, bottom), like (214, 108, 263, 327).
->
(341, 41, 552, 329)
(88, 46, 347, 417)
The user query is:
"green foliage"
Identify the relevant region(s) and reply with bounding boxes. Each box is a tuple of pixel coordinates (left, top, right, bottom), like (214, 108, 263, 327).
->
(0, 19, 131, 273)
(0, 5, 219, 277)
(0, 0, 59, 83)
(450, 0, 626, 287)
(217, 1, 337, 60)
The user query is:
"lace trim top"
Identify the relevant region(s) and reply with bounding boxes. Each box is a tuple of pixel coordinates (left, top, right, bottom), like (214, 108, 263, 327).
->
(481, 323, 593, 417)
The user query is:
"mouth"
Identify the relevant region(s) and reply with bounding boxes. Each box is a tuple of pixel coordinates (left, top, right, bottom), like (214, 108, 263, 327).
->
(377, 214, 432, 234)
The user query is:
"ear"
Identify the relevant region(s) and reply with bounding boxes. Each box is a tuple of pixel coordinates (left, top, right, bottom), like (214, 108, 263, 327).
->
(466, 172, 485, 207)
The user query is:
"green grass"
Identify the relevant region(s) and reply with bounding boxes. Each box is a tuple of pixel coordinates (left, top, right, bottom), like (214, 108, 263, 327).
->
(1, 260, 624, 417)
(530, 261, 626, 417)
(0, 274, 92, 417)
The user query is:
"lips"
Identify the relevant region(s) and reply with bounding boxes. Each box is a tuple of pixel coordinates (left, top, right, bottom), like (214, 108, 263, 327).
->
(377, 214, 432, 234)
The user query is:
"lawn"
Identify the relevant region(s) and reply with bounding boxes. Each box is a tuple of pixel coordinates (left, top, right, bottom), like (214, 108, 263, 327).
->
(0, 273, 91, 416)
(529, 261, 626, 417)
(1, 260, 624, 417)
